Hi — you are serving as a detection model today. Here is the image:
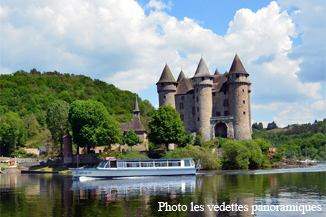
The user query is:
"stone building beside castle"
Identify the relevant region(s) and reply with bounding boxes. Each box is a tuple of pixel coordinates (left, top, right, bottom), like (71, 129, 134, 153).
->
(156, 54, 252, 142)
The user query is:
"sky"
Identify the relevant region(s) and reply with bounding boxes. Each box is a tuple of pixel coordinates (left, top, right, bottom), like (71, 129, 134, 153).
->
(0, 0, 325, 128)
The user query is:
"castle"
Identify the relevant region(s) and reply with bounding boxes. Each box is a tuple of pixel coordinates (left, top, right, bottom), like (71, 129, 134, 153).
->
(156, 54, 252, 142)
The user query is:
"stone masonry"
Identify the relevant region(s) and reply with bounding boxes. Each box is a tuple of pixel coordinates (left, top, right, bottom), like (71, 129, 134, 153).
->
(156, 54, 252, 142)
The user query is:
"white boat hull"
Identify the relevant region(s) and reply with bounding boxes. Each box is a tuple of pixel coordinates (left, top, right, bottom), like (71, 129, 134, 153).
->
(71, 167, 196, 178)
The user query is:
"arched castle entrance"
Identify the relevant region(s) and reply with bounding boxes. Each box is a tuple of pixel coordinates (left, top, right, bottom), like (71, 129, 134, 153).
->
(210, 117, 234, 140)
(215, 123, 227, 138)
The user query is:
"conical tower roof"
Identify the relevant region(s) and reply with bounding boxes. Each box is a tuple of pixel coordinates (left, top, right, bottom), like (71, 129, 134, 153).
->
(228, 54, 248, 75)
(177, 70, 186, 82)
(176, 77, 193, 94)
(214, 68, 220, 75)
(156, 64, 177, 84)
(193, 57, 213, 78)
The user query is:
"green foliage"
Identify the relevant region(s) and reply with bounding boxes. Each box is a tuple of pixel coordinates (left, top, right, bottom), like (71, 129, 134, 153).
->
(46, 100, 70, 159)
(267, 121, 278, 130)
(253, 120, 326, 160)
(122, 150, 150, 159)
(148, 105, 185, 148)
(252, 122, 264, 130)
(221, 140, 251, 169)
(123, 130, 143, 150)
(194, 131, 202, 146)
(179, 132, 194, 148)
(0, 70, 155, 156)
(68, 100, 122, 151)
(238, 140, 263, 169)
(0, 112, 28, 156)
(162, 145, 221, 170)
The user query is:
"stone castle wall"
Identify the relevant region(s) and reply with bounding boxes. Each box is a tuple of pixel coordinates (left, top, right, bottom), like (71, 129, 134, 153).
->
(158, 83, 176, 108)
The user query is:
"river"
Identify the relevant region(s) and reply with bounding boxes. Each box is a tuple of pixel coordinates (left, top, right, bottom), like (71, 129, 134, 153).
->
(0, 163, 325, 217)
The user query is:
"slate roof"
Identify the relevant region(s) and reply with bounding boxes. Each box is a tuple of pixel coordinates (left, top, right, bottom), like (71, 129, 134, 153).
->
(228, 54, 248, 75)
(177, 70, 186, 82)
(176, 77, 194, 95)
(121, 117, 147, 133)
(212, 71, 228, 92)
(193, 57, 213, 78)
(156, 64, 177, 84)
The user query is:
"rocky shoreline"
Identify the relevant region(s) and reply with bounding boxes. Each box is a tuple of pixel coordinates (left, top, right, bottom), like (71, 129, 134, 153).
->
(272, 159, 313, 169)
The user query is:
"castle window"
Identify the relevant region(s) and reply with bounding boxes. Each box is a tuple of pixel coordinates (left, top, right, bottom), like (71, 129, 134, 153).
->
(223, 99, 229, 107)
(197, 117, 200, 121)
(224, 111, 229, 116)
(236, 74, 239, 78)
(213, 93, 215, 96)
(196, 97, 199, 102)
(224, 91, 226, 95)
(196, 88, 198, 93)
(179, 103, 184, 110)
(181, 96, 185, 100)
(181, 114, 184, 121)
(163, 95, 166, 99)
(161, 83, 164, 86)
(243, 100, 245, 104)
(192, 107, 195, 115)
(216, 111, 221, 116)
(243, 112, 246, 115)
(242, 89, 244, 92)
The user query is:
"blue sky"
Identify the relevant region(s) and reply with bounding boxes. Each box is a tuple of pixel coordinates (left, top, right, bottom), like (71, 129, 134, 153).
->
(0, 0, 325, 127)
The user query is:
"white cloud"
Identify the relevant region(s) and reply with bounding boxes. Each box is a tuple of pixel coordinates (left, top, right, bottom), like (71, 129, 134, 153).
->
(145, 0, 171, 10)
(0, 0, 325, 126)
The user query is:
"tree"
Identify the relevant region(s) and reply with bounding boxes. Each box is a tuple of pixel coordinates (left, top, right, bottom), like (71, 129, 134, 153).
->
(123, 130, 143, 150)
(221, 140, 250, 169)
(68, 100, 122, 153)
(148, 105, 185, 150)
(0, 112, 27, 156)
(46, 100, 70, 161)
(267, 121, 278, 130)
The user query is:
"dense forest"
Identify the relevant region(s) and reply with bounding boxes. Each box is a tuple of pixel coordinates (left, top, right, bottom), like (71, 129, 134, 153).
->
(252, 120, 326, 160)
(0, 69, 155, 156)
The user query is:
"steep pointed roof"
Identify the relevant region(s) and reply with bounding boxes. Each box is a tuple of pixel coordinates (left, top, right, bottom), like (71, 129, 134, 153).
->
(156, 64, 177, 84)
(121, 117, 146, 133)
(214, 68, 220, 75)
(193, 57, 213, 78)
(176, 77, 193, 95)
(228, 54, 248, 75)
(133, 96, 140, 112)
(177, 70, 186, 82)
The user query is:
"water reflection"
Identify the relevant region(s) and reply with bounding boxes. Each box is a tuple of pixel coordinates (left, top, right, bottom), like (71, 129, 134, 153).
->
(0, 164, 325, 217)
(72, 176, 196, 202)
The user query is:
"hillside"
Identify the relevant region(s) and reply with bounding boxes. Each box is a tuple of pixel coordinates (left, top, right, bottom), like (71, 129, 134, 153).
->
(252, 120, 326, 160)
(0, 69, 155, 155)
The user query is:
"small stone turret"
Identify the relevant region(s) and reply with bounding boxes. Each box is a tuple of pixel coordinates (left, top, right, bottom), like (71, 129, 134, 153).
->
(156, 64, 177, 108)
(227, 54, 252, 140)
(192, 57, 213, 142)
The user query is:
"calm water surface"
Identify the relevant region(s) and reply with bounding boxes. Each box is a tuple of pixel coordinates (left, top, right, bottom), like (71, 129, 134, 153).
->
(0, 164, 325, 217)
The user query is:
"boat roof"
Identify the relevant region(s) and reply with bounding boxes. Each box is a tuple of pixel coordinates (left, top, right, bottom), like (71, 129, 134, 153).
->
(102, 158, 194, 162)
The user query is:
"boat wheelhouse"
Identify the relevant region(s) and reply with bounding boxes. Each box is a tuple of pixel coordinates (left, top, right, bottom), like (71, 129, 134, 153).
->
(70, 158, 197, 179)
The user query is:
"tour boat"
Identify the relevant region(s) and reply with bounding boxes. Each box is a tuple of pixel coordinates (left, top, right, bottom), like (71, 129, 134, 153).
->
(70, 158, 198, 179)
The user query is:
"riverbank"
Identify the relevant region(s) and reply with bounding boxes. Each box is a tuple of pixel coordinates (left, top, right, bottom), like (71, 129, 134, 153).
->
(271, 159, 313, 169)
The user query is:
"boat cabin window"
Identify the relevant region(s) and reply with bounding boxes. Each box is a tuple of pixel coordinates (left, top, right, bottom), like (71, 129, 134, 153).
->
(117, 161, 124, 168)
(184, 160, 191, 167)
(168, 161, 181, 167)
(126, 162, 140, 168)
(98, 160, 109, 168)
(155, 161, 168, 167)
(141, 162, 153, 167)
(110, 160, 117, 168)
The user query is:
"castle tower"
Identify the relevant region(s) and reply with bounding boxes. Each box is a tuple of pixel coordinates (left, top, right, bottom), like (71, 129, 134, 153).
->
(227, 54, 252, 140)
(156, 64, 177, 108)
(192, 57, 213, 142)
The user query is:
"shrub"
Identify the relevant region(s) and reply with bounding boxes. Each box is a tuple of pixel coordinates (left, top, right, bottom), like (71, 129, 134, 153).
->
(162, 145, 220, 170)
(221, 140, 250, 169)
